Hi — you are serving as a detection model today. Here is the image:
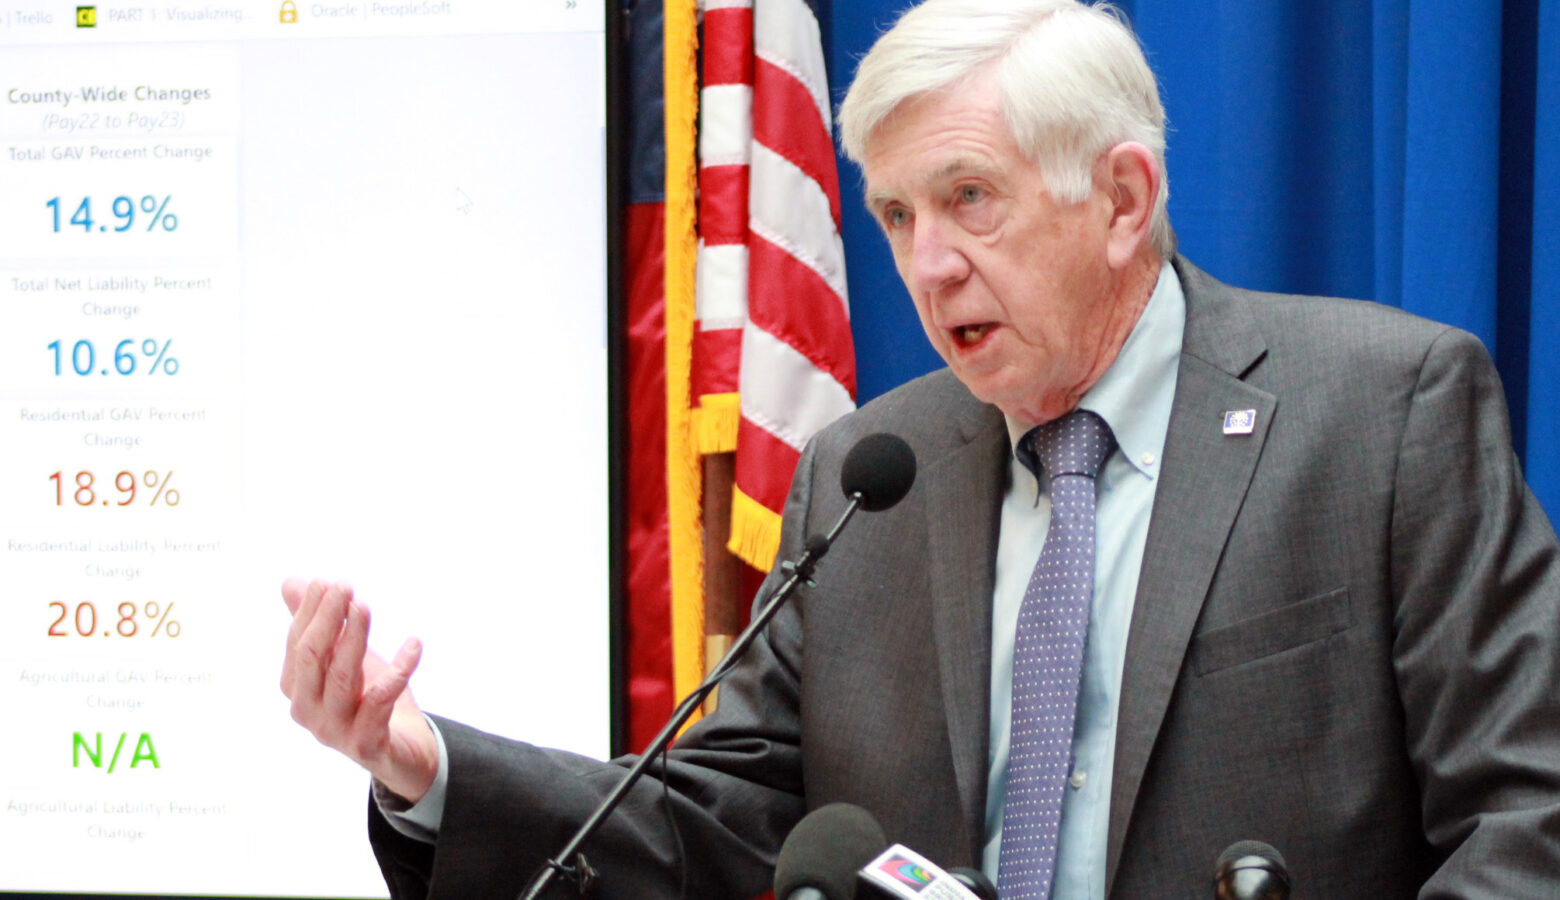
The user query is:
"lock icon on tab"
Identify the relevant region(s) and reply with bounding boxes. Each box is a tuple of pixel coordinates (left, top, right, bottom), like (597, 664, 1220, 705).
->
(279, 1, 297, 23)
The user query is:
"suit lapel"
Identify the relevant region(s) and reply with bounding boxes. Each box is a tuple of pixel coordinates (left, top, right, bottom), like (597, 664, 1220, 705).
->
(925, 399, 1008, 862)
(1105, 259, 1275, 894)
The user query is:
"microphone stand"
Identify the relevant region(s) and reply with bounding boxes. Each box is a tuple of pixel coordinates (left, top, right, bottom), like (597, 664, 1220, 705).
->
(518, 494, 866, 899)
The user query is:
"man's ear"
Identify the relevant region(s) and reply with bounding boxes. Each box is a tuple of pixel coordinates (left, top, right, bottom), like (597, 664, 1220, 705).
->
(1102, 141, 1159, 269)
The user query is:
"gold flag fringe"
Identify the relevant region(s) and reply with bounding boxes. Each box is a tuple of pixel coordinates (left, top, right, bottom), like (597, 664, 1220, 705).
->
(663, 0, 705, 730)
(726, 485, 783, 573)
(691, 392, 741, 454)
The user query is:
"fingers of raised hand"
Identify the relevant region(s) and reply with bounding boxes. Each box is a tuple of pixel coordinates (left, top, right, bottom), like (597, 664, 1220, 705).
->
(280, 577, 309, 615)
(285, 579, 328, 644)
(281, 579, 330, 695)
(320, 599, 371, 725)
(295, 582, 351, 689)
(282, 582, 354, 740)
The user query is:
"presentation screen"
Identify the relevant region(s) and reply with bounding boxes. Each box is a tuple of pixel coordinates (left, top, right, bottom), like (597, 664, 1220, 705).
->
(0, 2, 614, 897)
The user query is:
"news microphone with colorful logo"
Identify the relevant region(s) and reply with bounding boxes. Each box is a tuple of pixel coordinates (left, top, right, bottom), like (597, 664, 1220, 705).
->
(774, 804, 997, 900)
(860, 844, 997, 900)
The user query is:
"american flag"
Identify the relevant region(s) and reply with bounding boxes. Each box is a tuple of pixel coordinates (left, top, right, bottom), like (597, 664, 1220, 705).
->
(695, 0, 856, 571)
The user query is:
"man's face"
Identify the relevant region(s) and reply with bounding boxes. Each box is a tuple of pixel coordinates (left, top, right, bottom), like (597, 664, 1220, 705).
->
(861, 74, 1140, 427)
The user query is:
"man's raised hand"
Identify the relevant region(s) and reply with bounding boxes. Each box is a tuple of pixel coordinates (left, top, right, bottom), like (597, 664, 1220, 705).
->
(280, 578, 439, 804)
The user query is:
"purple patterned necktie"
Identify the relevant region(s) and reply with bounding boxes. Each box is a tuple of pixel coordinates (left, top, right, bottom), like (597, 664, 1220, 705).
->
(998, 409, 1116, 900)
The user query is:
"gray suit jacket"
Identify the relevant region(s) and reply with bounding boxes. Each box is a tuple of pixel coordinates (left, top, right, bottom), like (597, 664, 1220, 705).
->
(370, 258, 1560, 898)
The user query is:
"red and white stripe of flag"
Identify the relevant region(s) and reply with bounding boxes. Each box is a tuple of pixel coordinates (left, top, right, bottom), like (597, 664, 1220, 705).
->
(696, 0, 856, 570)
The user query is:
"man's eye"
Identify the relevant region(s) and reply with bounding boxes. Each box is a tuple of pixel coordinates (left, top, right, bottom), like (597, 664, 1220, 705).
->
(885, 207, 910, 228)
(959, 185, 984, 203)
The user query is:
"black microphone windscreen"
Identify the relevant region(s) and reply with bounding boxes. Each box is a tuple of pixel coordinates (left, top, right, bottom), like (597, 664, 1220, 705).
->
(775, 804, 887, 900)
(839, 433, 917, 512)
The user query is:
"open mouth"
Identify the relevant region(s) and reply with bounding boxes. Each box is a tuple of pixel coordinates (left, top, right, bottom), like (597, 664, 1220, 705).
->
(953, 323, 995, 347)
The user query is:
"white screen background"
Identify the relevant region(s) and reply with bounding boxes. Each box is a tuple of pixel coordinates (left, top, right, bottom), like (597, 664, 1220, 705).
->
(1, 10, 611, 898)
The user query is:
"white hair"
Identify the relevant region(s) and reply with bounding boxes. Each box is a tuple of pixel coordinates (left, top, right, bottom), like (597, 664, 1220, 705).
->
(839, 0, 1174, 257)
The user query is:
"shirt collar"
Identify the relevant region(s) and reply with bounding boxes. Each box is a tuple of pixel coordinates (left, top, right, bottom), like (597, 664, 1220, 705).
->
(1003, 258, 1186, 481)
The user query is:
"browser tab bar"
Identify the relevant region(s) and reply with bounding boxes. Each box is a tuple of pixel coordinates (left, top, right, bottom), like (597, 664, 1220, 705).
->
(0, 0, 602, 44)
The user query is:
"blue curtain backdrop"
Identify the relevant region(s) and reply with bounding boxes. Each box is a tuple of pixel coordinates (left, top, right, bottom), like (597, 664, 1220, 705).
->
(829, 1, 1560, 518)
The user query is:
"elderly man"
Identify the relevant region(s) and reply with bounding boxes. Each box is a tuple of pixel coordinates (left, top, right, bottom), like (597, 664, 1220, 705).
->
(281, 1, 1560, 897)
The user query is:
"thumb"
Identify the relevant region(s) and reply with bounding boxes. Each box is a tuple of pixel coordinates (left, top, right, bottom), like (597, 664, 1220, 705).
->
(365, 637, 423, 708)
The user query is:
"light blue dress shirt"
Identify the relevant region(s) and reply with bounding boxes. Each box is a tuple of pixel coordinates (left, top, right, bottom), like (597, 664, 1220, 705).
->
(981, 261, 1185, 898)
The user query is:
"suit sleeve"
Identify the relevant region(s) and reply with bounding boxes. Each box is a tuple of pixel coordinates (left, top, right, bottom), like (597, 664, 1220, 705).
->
(1389, 327, 1560, 896)
(366, 439, 830, 900)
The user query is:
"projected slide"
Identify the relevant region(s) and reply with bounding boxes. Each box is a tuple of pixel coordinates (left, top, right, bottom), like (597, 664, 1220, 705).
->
(1, 4, 610, 897)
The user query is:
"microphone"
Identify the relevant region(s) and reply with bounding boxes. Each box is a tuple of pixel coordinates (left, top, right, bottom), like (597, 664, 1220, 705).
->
(755, 432, 916, 606)
(858, 843, 989, 900)
(774, 803, 996, 900)
(520, 434, 917, 899)
(774, 804, 887, 900)
(840, 432, 916, 511)
(1214, 841, 1290, 900)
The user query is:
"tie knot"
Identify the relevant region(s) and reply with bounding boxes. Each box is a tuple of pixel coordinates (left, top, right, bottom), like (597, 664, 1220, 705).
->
(1022, 409, 1116, 482)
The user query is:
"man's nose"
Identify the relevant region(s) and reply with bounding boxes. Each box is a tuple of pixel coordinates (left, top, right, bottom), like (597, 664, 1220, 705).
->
(909, 217, 969, 294)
